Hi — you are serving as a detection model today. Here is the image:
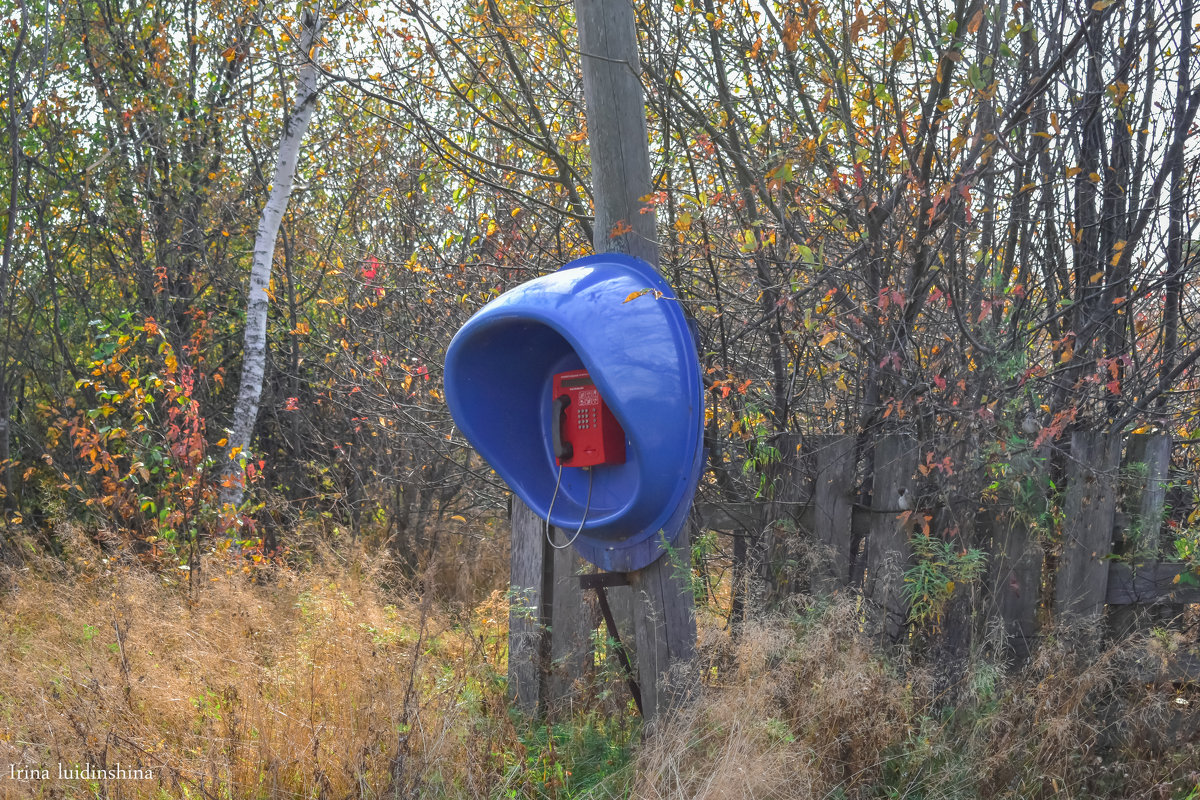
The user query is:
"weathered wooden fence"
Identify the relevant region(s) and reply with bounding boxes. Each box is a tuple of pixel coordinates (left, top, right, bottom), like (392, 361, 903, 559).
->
(507, 430, 1200, 718)
(703, 431, 1199, 656)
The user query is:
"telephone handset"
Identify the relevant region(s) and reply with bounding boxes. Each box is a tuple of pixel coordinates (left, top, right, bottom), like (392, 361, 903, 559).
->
(551, 394, 573, 462)
(552, 369, 625, 467)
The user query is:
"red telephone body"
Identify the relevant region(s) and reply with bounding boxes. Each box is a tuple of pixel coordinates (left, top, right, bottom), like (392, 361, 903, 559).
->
(551, 369, 626, 467)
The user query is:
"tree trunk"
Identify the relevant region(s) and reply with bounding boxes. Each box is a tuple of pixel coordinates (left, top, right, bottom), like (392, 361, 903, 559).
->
(221, 10, 324, 511)
(1, 0, 30, 518)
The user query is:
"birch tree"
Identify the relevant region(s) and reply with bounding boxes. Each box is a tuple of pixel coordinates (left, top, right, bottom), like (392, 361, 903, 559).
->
(221, 8, 326, 511)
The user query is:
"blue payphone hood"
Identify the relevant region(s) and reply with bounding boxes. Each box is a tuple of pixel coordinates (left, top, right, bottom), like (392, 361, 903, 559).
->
(443, 253, 705, 572)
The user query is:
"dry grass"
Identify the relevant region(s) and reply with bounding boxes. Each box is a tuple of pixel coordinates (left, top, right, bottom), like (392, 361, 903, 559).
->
(634, 598, 1200, 800)
(0, 525, 518, 799)
(1, 528, 1198, 800)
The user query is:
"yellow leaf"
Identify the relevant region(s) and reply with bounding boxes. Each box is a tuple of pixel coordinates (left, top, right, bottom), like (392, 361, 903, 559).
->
(819, 330, 837, 347)
(229, 446, 242, 461)
(1092, 0, 1114, 10)
(1065, 166, 1081, 178)
(624, 289, 649, 303)
(450, 515, 466, 523)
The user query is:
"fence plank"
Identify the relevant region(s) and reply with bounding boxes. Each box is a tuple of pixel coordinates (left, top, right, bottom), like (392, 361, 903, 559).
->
(1124, 432, 1171, 549)
(866, 434, 919, 643)
(1110, 433, 1174, 635)
(813, 435, 855, 593)
(1055, 432, 1121, 622)
(990, 449, 1046, 663)
(509, 497, 549, 715)
(765, 432, 806, 603)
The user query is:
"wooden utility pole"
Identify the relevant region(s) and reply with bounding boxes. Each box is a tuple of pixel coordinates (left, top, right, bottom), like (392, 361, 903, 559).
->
(505, 0, 697, 724)
(574, 0, 658, 269)
(575, 0, 696, 723)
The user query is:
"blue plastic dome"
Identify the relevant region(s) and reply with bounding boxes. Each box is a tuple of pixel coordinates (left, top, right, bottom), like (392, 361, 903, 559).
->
(443, 253, 705, 572)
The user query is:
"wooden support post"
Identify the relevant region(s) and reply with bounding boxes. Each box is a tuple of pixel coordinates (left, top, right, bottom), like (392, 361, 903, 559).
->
(762, 432, 805, 603)
(630, 527, 697, 725)
(547, 531, 595, 715)
(812, 435, 855, 593)
(865, 434, 919, 643)
(1055, 431, 1121, 623)
(508, 497, 549, 716)
(574, 0, 696, 724)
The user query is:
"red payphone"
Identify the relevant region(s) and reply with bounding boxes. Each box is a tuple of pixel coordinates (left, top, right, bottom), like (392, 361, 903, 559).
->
(551, 369, 626, 467)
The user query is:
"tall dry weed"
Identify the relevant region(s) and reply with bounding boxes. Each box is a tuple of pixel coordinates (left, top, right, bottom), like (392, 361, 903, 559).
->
(633, 598, 1200, 800)
(0, 529, 516, 798)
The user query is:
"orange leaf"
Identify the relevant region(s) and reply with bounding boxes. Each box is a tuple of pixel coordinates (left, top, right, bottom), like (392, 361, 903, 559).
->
(966, 7, 984, 33)
(782, 15, 802, 51)
(609, 219, 633, 238)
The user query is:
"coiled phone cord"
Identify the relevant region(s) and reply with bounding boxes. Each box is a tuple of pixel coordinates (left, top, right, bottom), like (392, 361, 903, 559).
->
(545, 464, 592, 550)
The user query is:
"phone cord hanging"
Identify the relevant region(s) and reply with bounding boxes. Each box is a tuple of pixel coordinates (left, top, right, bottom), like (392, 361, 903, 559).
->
(545, 465, 592, 550)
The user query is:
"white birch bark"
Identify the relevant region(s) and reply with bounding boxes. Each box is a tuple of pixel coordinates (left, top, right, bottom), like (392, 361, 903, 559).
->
(221, 10, 324, 510)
